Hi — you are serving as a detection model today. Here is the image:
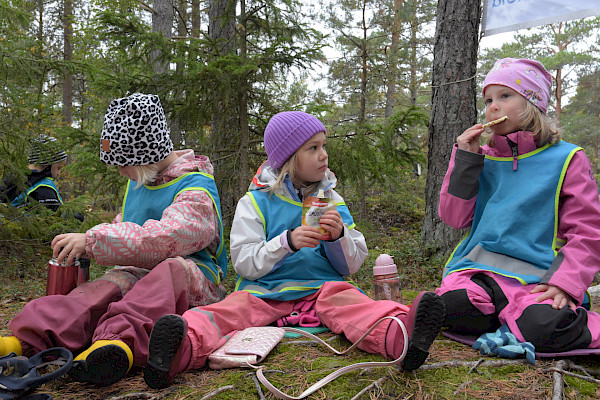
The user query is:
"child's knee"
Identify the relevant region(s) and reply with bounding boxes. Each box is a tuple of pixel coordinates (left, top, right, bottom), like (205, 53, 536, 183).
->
(517, 304, 592, 352)
(440, 289, 500, 335)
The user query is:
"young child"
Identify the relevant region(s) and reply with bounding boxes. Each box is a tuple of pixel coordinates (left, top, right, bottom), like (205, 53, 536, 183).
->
(437, 58, 600, 352)
(143, 111, 445, 389)
(0, 93, 228, 386)
(2, 134, 68, 212)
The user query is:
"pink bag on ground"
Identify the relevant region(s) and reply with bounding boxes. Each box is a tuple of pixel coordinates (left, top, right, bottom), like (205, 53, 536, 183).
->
(208, 327, 286, 370)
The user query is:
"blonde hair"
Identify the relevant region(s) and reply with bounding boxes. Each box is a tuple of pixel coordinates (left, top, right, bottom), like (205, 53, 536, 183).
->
(132, 164, 161, 188)
(484, 101, 562, 147)
(269, 153, 321, 197)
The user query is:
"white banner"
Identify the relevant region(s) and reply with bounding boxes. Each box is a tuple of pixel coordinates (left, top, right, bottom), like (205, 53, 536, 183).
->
(482, 0, 600, 37)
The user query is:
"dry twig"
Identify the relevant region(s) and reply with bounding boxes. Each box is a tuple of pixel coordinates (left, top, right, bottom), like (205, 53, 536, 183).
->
(551, 360, 567, 400)
(199, 385, 235, 400)
(350, 375, 387, 400)
(250, 373, 267, 400)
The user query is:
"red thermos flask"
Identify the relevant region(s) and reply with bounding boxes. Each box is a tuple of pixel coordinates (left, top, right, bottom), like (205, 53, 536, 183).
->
(46, 257, 88, 296)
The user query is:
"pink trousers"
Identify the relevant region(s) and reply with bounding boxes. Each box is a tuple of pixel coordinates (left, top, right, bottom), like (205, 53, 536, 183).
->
(181, 281, 410, 370)
(9, 258, 224, 366)
(436, 270, 600, 352)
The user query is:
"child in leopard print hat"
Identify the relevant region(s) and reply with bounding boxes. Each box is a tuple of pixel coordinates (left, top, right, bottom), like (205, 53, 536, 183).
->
(3, 93, 228, 387)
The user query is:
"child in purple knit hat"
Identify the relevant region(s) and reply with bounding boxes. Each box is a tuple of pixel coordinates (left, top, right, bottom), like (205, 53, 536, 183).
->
(437, 57, 600, 358)
(144, 111, 446, 390)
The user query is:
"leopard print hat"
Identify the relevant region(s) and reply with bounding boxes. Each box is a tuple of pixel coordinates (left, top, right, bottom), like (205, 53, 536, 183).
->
(100, 93, 174, 166)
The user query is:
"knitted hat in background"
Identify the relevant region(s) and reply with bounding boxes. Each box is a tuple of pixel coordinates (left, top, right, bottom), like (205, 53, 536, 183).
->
(483, 58, 552, 114)
(28, 134, 67, 165)
(263, 111, 327, 169)
(100, 93, 173, 166)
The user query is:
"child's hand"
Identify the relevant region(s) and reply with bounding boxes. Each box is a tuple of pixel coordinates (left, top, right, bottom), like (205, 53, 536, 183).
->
(456, 124, 484, 153)
(51, 233, 87, 266)
(531, 284, 576, 310)
(319, 210, 343, 240)
(290, 226, 324, 249)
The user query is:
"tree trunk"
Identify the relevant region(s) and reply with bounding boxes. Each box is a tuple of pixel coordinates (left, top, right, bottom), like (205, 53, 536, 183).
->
(191, 0, 200, 37)
(422, 0, 482, 257)
(237, 0, 249, 197)
(208, 0, 239, 221)
(384, 0, 403, 118)
(169, 0, 188, 148)
(62, 0, 73, 126)
(151, 0, 173, 75)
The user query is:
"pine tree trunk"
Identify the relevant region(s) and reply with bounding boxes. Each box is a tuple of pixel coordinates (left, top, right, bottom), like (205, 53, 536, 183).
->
(62, 0, 73, 126)
(384, 0, 403, 118)
(421, 0, 482, 257)
(237, 0, 249, 197)
(208, 0, 239, 221)
(151, 0, 173, 75)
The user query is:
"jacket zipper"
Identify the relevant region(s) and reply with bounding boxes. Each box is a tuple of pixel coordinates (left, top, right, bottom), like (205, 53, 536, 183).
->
(507, 137, 518, 171)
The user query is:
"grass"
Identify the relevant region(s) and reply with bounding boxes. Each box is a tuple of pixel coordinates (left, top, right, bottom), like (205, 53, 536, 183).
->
(1, 178, 600, 399)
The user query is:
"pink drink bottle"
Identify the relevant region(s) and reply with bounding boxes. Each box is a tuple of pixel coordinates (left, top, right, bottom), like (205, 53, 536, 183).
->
(373, 254, 402, 303)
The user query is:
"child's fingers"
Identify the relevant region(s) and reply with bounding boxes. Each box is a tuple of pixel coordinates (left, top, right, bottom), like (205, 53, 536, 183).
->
(456, 125, 484, 153)
(291, 226, 323, 249)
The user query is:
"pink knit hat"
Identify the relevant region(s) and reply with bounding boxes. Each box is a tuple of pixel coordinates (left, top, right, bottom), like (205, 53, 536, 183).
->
(483, 58, 552, 114)
(264, 111, 326, 169)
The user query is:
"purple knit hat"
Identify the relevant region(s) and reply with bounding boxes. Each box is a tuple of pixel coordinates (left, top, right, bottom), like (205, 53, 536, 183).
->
(264, 111, 326, 169)
(483, 58, 552, 114)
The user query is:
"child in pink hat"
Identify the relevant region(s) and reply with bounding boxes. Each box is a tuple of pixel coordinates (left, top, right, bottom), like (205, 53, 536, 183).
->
(144, 111, 446, 389)
(436, 58, 600, 356)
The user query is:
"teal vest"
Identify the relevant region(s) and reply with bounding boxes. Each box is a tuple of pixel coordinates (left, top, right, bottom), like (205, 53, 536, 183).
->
(235, 189, 356, 301)
(444, 141, 581, 284)
(11, 178, 62, 208)
(122, 172, 228, 284)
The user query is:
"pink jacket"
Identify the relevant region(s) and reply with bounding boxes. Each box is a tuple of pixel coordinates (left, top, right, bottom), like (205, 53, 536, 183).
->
(439, 131, 600, 304)
(84, 149, 220, 268)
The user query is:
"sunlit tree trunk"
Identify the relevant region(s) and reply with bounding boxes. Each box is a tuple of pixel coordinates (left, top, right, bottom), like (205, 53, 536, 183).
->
(422, 0, 482, 257)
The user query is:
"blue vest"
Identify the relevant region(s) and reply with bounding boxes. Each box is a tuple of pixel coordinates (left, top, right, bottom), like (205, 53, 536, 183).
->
(235, 189, 356, 301)
(444, 141, 581, 284)
(11, 178, 63, 208)
(122, 172, 228, 284)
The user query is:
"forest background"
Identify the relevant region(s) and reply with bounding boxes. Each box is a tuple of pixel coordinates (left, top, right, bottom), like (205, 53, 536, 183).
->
(3, 0, 600, 398)
(4, 0, 600, 259)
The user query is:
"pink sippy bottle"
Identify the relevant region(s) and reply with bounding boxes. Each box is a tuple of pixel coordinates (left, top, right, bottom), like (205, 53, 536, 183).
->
(373, 254, 402, 303)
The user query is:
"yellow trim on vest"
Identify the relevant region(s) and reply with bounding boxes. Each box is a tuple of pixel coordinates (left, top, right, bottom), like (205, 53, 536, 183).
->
(239, 284, 325, 295)
(447, 267, 529, 285)
(444, 229, 471, 268)
(247, 192, 267, 234)
(234, 275, 244, 291)
(139, 172, 215, 191)
(484, 143, 552, 161)
(28, 184, 63, 203)
(197, 261, 219, 284)
(275, 193, 301, 206)
(553, 146, 582, 256)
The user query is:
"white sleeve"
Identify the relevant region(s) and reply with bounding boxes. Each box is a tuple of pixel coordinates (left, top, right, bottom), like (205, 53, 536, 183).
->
(229, 194, 289, 281)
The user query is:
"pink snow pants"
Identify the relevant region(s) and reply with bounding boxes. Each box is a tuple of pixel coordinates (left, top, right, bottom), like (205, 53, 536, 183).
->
(435, 270, 600, 352)
(182, 281, 410, 370)
(9, 258, 224, 366)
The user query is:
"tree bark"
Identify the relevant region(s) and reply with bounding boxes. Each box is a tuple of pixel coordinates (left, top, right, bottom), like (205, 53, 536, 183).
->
(151, 0, 173, 75)
(63, 0, 73, 126)
(422, 0, 482, 257)
(384, 0, 403, 118)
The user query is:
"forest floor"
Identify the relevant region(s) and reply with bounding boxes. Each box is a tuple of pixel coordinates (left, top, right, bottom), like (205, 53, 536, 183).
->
(1, 184, 600, 399)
